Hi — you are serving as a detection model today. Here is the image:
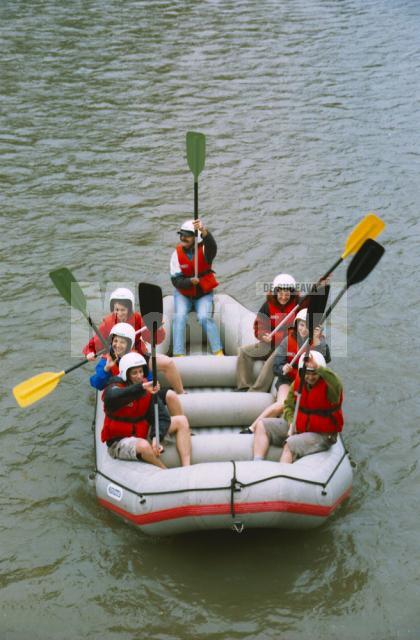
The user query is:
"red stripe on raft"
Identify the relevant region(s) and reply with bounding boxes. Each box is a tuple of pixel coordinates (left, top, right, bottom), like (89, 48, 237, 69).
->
(98, 487, 352, 526)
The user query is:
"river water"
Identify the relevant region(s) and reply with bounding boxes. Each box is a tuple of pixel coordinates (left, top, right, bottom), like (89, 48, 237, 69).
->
(1, 1, 420, 639)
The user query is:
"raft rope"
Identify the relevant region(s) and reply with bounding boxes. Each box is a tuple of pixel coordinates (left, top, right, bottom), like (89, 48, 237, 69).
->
(229, 460, 244, 532)
(94, 447, 348, 501)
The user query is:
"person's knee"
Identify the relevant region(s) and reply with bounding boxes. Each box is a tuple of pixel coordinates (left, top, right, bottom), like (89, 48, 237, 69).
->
(157, 355, 171, 371)
(166, 389, 177, 403)
(136, 439, 152, 455)
(171, 415, 189, 432)
(255, 420, 267, 436)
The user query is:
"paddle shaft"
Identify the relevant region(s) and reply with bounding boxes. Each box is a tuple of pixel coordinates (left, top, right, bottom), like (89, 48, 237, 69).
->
(194, 180, 199, 279)
(151, 321, 160, 448)
(87, 314, 107, 348)
(318, 256, 343, 284)
(290, 302, 319, 434)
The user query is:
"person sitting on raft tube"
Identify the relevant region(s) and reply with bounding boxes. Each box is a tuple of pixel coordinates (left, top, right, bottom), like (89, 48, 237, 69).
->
(241, 309, 330, 433)
(83, 287, 184, 394)
(236, 273, 304, 393)
(252, 351, 343, 464)
(90, 322, 184, 418)
(170, 219, 223, 356)
(102, 352, 191, 469)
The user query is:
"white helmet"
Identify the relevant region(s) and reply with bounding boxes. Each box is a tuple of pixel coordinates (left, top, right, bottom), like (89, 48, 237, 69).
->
(110, 323, 136, 350)
(295, 308, 307, 324)
(119, 352, 148, 382)
(178, 219, 202, 240)
(298, 350, 326, 371)
(272, 273, 296, 291)
(109, 287, 135, 312)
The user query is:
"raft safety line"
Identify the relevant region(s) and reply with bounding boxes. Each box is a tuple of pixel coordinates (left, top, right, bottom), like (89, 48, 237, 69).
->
(94, 448, 347, 500)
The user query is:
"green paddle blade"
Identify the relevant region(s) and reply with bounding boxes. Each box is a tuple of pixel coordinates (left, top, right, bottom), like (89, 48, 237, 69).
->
(49, 267, 87, 316)
(186, 131, 206, 180)
(138, 283, 163, 332)
(346, 239, 385, 288)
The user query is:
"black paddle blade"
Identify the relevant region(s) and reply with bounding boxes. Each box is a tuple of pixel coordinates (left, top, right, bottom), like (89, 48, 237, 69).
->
(346, 239, 385, 288)
(138, 283, 163, 333)
(306, 284, 330, 341)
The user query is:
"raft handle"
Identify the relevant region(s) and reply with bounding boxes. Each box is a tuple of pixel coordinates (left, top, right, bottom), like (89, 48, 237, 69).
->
(232, 521, 244, 534)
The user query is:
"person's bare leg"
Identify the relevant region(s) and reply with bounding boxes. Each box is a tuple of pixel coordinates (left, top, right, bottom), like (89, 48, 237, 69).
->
(252, 420, 270, 460)
(156, 354, 185, 394)
(135, 439, 166, 469)
(280, 442, 293, 464)
(169, 415, 191, 466)
(249, 384, 290, 432)
(165, 390, 183, 416)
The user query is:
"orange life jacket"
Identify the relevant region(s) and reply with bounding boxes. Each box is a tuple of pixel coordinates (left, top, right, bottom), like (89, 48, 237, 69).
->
(176, 243, 219, 297)
(293, 374, 343, 434)
(101, 382, 152, 443)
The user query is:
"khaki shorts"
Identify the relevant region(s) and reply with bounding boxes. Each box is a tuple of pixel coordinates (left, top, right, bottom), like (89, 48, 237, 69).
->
(261, 418, 337, 461)
(107, 433, 173, 462)
(107, 437, 140, 461)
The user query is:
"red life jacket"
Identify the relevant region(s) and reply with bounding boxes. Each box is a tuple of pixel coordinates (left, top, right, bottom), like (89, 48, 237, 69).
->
(101, 382, 153, 442)
(176, 243, 219, 297)
(293, 375, 344, 434)
(285, 330, 325, 382)
(267, 297, 299, 346)
(82, 311, 165, 356)
(285, 330, 300, 381)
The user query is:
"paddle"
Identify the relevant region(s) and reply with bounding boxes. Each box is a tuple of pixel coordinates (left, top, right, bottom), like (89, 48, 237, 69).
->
(290, 238, 385, 434)
(269, 213, 386, 339)
(49, 267, 107, 348)
(138, 282, 164, 450)
(12, 353, 105, 408)
(12, 327, 148, 408)
(186, 131, 206, 279)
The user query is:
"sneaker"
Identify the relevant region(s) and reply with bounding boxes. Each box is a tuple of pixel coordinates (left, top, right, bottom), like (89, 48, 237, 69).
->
(239, 427, 253, 434)
(233, 387, 249, 392)
(213, 350, 224, 356)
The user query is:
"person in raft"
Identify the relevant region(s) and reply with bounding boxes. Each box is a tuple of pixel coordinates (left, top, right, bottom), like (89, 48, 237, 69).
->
(90, 322, 184, 418)
(236, 273, 304, 392)
(83, 287, 184, 394)
(170, 219, 223, 357)
(102, 352, 191, 468)
(252, 351, 343, 464)
(241, 308, 330, 433)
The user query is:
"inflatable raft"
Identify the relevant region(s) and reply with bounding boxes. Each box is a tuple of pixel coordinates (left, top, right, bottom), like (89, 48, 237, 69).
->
(93, 294, 353, 535)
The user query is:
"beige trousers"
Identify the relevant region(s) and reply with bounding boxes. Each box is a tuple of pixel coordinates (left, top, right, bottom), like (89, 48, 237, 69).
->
(236, 342, 276, 392)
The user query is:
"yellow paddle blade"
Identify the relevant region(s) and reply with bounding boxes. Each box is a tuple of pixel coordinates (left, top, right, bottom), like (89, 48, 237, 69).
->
(342, 213, 385, 259)
(13, 371, 65, 408)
